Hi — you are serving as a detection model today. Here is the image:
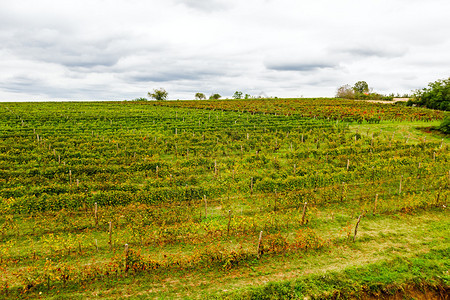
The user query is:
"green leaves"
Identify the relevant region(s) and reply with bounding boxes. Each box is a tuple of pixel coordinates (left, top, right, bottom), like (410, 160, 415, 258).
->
(412, 77, 450, 111)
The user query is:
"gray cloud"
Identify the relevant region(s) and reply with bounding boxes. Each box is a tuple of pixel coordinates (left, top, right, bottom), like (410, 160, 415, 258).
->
(127, 69, 223, 83)
(337, 45, 408, 59)
(3, 29, 143, 70)
(173, 0, 230, 11)
(265, 62, 337, 72)
(0, 0, 449, 100)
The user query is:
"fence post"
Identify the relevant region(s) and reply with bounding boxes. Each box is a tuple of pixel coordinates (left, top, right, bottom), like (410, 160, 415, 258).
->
(301, 202, 308, 225)
(353, 215, 362, 242)
(257, 231, 263, 259)
(124, 244, 129, 272)
(204, 195, 207, 219)
(373, 194, 378, 215)
(108, 221, 112, 251)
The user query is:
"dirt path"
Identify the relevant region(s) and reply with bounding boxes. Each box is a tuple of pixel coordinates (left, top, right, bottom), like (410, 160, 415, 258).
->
(364, 97, 410, 104)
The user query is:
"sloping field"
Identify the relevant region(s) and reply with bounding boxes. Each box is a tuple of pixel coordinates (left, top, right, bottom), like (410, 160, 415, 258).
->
(0, 99, 448, 299)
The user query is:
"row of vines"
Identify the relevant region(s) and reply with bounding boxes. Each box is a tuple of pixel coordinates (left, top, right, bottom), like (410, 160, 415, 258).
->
(0, 99, 448, 296)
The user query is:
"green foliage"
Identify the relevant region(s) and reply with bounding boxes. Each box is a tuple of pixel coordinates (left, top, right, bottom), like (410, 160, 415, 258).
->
(195, 92, 206, 100)
(0, 100, 448, 298)
(411, 77, 450, 111)
(336, 81, 393, 101)
(210, 93, 221, 100)
(148, 88, 168, 101)
(233, 91, 243, 99)
(439, 116, 450, 134)
(353, 81, 369, 94)
(221, 248, 449, 299)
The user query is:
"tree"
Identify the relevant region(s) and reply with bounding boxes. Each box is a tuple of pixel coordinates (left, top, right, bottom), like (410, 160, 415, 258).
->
(336, 84, 355, 99)
(353, 81, 369, 94)
(195, 92, 206, 100)
(233, 91, 243, 99)
(209, 93, 221, 100)
(410, 77, 449, 111)
(148, 88, 168, 101)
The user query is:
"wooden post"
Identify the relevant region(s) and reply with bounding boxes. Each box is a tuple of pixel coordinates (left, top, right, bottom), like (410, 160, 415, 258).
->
(435, 187, 442, 205)
(433, 152, 436, 161)
(124, 244, 129, 272)
(76, 179, 79, 187)
(214, 160, 218, 176)
(156, 165, 159, 178)
(257, 231, 263, 259)
(346, 159, 350, 171)
(69, 170, 72, 185)
(293, 164, 296, 175)
(353, 215, 362, 242)
(108, 221, 112, 251)
(274, 190, 277, 212)
(94, 202, 98, 227)
(440, 139, 444, 149)
(227, 210, 231, 235)
(373, 194, 378, 215)
(204, 195, 207, 219)
(58, 154, 61, 164)
(95, 239, 98, 252)
(301, 202, 307, 225)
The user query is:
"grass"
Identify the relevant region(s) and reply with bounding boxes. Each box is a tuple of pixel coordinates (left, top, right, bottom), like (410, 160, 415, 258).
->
(0, 100, 448, 299)
(349, 120, 450, 144)
(2, 208, 447, 299)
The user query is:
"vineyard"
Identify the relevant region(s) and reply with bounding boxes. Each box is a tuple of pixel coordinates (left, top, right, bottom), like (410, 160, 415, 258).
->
(0, 99, 448, 299)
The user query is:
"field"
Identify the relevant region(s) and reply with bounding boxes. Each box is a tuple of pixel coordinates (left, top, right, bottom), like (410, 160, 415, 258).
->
(0, 98, 448, 299)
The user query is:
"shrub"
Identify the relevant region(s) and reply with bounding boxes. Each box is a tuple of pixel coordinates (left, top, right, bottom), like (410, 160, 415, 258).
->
(233, 91, 243, 99)
(195, 92, 206, 100)
(148, 88, 168, 101)
(336, 84, 355, 99)
(411, 77, 450, 111)
(210, 93, 221, 100)
(439, 116, 450, 134)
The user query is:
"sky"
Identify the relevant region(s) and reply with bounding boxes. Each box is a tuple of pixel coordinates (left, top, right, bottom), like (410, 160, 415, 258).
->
(0, 0, 449, 101)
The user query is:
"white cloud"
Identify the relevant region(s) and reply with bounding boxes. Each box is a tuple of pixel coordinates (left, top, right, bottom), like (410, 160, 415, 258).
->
(0, 0, 449, 100)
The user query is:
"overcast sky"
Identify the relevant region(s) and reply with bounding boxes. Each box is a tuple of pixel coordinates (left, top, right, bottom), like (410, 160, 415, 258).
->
(1, 0, 449, 101)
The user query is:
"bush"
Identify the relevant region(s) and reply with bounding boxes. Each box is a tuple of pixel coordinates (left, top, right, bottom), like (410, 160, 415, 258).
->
(209, 93, 221, 100)
(336, 84, 355, 99)
(148, 88, 168, 101)
(411, 77, 449, 111)
(195, 92, 206, 100)
(233, 91, 243, 99)
(439, 116, 450, 134)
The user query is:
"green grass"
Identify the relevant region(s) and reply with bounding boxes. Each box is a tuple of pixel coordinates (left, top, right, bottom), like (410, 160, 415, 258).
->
(0, 100, 448, 299)
(2, 208, 447, 299)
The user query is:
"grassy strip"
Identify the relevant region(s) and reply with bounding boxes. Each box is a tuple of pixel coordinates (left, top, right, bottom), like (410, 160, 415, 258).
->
(216, 248, 449, 299)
